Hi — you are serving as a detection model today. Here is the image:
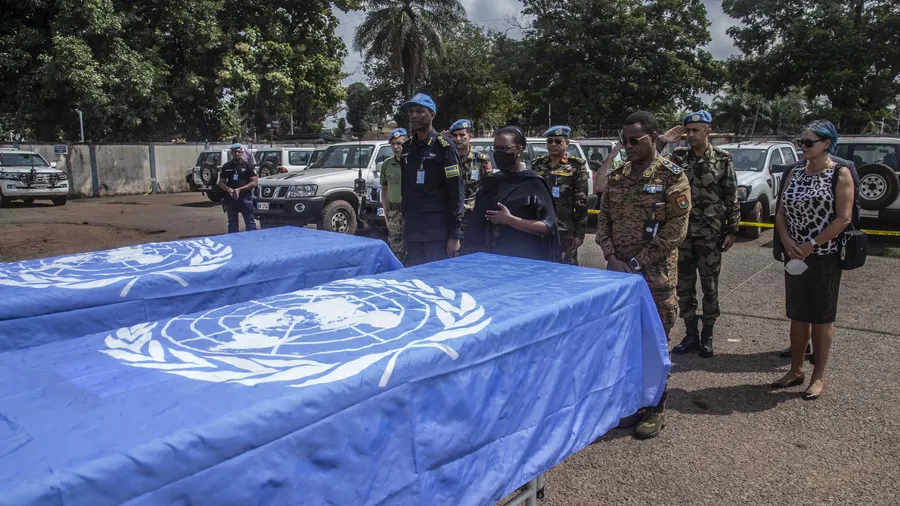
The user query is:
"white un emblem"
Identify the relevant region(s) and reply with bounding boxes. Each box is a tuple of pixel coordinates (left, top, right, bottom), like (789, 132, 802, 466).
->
(0, 238, 232, 297)
(100, 278, 493, 388)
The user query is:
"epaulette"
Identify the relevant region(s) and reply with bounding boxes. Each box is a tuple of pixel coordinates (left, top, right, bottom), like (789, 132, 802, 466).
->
(607, 163, 622, 176)
(476, 152, 490, 162)
(712, 146, 733, 159)
(660, 158, 683, 175)
(532, 154, 548, 163)
(438, 135, 450, 148)
(673, 146, 690, 154)
(568, 156, 586, 166)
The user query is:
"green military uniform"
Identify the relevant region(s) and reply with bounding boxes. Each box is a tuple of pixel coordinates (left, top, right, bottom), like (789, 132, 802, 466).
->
(532, 153, 589, 264)
(459, 149, 492, 239)
(596, 155, 691, 336)
(663, 143, 739, 326)
(379, 156, 405, 263)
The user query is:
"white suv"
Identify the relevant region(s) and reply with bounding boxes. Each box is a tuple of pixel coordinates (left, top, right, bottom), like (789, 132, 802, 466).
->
(718, 141, 799, 238)
(254, 148, 314, 177)
(0, 149, 69, 207)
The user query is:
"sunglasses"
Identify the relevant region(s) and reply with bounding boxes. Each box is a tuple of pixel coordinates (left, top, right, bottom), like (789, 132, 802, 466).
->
(795, 138, 824, 148)
(546, 138, 566, 145)
(493, 145, 519, 153)
(619, 134, 650, 147)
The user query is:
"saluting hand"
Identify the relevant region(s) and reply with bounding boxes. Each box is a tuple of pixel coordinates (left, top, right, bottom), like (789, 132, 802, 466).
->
(486, 203, 515, 226)
(660, 125, 686, 144)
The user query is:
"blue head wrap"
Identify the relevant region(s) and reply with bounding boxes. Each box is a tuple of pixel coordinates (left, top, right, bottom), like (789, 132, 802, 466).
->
(807, 120, 838, 154)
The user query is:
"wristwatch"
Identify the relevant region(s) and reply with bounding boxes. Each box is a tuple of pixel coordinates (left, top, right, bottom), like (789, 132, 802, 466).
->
(630, 257, 642, 272)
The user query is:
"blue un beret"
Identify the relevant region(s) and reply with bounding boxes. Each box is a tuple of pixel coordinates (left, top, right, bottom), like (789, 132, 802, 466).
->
(230, 143, 242, 150)
(388, 128, 407, 140)
(544, 125, 571, 138)
(402, 93, 436, 113)
(449, 119, 473, 133)
(682, 110, 713, 126)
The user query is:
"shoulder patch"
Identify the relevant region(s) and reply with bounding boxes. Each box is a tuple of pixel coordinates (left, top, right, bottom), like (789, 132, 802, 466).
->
(660, 158, 683, 175)
(444, 164, 460, 178)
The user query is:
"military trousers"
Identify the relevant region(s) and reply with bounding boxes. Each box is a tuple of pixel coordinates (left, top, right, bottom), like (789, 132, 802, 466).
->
(560, 237, 580, 266)
(641, 261, 678, 339)
(384, 202, 405, 264)
(676, 236, 722, 324)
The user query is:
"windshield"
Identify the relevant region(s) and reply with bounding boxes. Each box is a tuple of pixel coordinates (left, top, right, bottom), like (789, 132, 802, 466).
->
(196, 152, 220, 167)
(726, 149, 767, 172)
(0, 153, 50, 167)
(309, 145, 374, 169)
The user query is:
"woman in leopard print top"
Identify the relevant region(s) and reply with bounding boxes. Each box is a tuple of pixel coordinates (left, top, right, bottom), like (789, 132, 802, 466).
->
(772, 120, 854, 400)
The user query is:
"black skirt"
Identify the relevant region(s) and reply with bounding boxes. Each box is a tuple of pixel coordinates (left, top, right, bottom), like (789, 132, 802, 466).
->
(784, 253, 842, 324)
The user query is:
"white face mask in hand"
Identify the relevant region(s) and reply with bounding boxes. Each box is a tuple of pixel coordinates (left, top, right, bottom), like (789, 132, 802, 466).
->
(784, 259, 808, 276)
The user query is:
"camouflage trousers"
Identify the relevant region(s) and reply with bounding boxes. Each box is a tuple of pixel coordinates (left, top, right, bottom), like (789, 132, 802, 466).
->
(615, 253, 677, 339)
(385, 202, 405, 264)
(560, 237, 581, 266)
(676, 237, 722, 324)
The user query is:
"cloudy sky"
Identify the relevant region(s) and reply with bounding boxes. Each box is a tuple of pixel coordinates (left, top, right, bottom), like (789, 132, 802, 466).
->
(330, 0, 740, 122)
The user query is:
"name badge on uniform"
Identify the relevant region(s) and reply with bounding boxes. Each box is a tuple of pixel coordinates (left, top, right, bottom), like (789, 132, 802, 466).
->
(643, 184, 663, 193)
(416, 170, 425, 184)
(552, 186, 560, 199)
(471, 168, 479, 181)
(233, 174, 239, 181)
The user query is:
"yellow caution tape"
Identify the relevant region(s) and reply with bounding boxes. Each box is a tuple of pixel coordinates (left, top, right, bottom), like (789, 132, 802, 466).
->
(588, 209, 600, 215)
(740, 221, 900, 238)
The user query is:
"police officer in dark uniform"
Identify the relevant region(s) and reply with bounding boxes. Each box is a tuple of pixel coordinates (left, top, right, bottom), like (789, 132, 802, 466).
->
(218, 143, 259, 234)
(399, 93, 464, 266)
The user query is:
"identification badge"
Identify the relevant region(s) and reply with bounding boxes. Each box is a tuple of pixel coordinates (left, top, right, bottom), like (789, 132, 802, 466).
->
(376, 207, 384, 217)
(552, 186, 560, 198)
(643, 184, 664, 193)
(416, 170, 425, 184)
(471, 168, 479, 181)
(233, 174, 238, 181)
(643, 219, 660, 240)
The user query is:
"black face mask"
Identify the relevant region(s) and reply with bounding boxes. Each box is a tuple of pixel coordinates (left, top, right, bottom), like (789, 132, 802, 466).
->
(493, 150, 518, 172)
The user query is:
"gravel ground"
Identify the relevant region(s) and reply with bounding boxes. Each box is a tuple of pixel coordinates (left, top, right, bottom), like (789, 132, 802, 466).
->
(2, 193, 899, 504)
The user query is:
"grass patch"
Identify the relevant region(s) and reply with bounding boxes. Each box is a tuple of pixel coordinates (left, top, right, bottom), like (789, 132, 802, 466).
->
(883, 247, 900, 258)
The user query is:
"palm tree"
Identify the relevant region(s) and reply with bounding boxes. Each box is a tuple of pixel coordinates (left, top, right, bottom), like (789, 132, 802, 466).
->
(353, 0, 465, 99)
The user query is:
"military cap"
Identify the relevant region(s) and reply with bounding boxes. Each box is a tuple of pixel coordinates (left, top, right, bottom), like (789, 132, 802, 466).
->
(388, 128, 407, 140)
(402, 93, 436, 112)
(449, 119, 473, 133)
(682, 110, 712, 126)
(545, 125, 571, 138)
(229, 143, 242, 150)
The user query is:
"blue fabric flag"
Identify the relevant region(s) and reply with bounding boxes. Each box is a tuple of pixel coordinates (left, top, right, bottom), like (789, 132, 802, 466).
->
(0, 253, 669, 506)
(0, 227, 402, 352)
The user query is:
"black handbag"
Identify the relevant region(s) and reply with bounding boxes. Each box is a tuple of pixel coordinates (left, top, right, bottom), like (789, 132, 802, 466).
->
(839, 229, 867, 270)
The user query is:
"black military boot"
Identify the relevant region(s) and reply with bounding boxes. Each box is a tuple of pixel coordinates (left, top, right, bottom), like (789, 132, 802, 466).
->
(699, 320, 714, 358)
(672, 319, 700, 354)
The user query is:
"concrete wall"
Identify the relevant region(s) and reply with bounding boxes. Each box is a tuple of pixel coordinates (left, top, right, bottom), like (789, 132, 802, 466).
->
(94, 144, 151, 196)
(154, 144, 205, 193)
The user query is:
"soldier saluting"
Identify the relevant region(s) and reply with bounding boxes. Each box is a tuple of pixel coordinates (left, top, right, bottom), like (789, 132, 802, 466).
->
(531, 126, 589, 264)
(596, 111, 691, 439)
(657, 110, 740, 358)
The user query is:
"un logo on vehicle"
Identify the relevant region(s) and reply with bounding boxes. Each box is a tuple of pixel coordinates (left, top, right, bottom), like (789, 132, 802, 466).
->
(0, 238, 232, 297)
(100, 278, 493, 388)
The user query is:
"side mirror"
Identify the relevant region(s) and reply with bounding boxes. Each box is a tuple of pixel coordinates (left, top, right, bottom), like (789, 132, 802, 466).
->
(50, 162, 58, 168)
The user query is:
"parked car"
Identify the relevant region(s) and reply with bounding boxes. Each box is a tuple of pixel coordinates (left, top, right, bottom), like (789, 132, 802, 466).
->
(186, 148, 257, 203)
(832, 137, 900, 219)
(252, 141, 394, 234)
(0, 149, 69, 207)
(717, 141, 799, 238)
(254, 147, 314, 177)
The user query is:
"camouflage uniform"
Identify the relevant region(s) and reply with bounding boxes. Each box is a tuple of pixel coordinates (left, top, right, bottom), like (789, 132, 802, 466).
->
(459, 149, 492, 240)
(532, 154, 590, 265)
(663, 144, 740, 325)
(379, 156, 405, 264)
(596, 156, 691, 336)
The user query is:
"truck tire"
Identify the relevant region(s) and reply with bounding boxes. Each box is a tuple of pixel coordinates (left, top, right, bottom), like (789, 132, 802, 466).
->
(258, 161, 275, 178)
(23, 198, 35, 204)
(318, 200, 357, 235)
(52, 197, 67, 206)
(0, 193, 10, 208)
(858, 163, 899, 210)
(743, 201, 763, 239)
(206, 191, 223, 203)
(199, 162, 218, 186)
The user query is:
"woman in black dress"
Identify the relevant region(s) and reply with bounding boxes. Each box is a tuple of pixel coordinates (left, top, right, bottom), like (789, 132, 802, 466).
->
(463, 127, 562, 262)
(771, 120, 853, 400)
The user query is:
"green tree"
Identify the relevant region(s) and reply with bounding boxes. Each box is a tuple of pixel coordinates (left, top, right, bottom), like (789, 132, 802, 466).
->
(335, 117, 347, 137)
(723, 0, 900, 132)
(353, 0, 466, 99)
(345, 82, 373, 133)
(517, 0, 724, 132)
